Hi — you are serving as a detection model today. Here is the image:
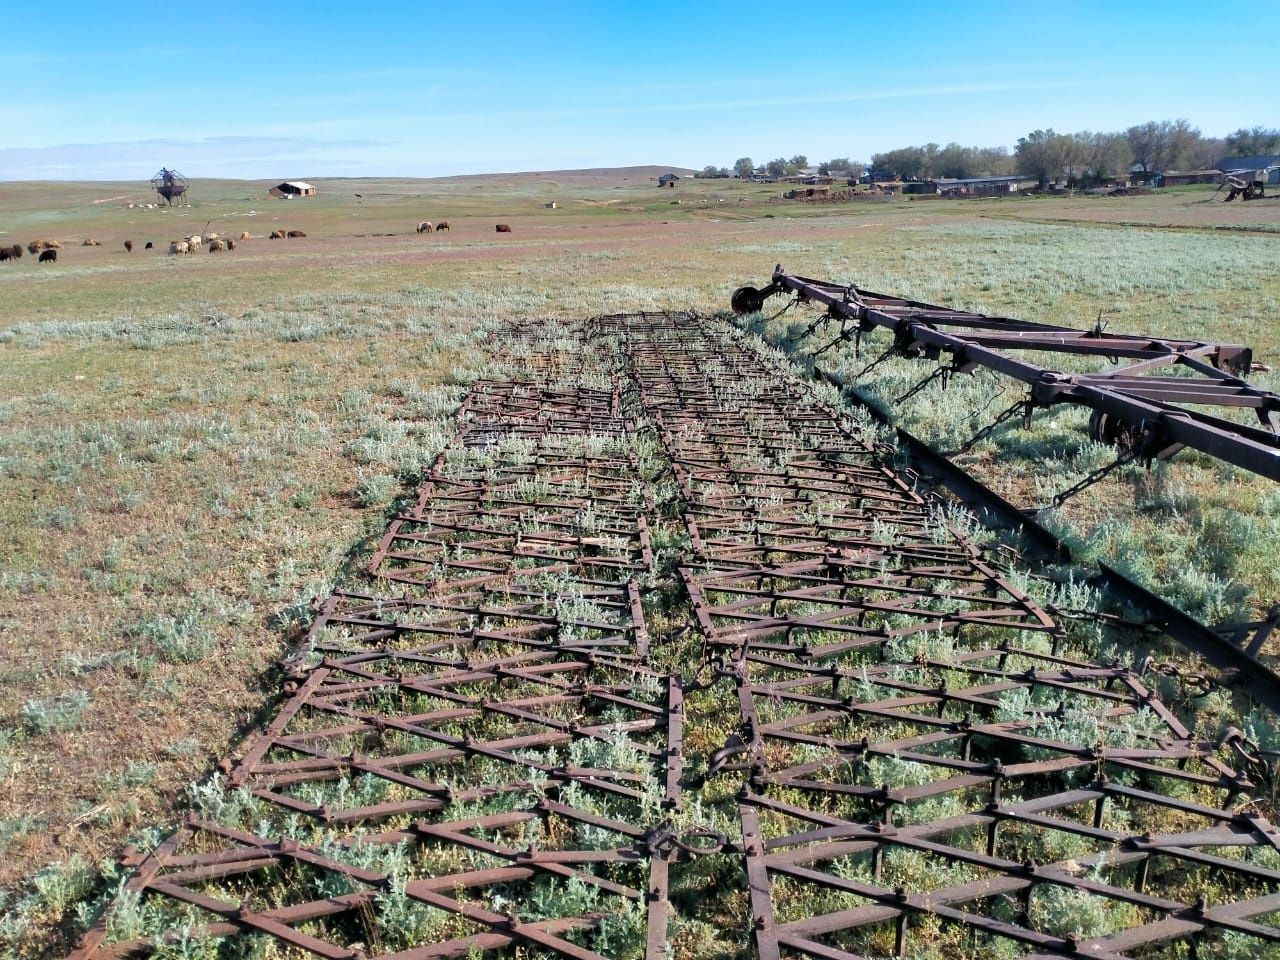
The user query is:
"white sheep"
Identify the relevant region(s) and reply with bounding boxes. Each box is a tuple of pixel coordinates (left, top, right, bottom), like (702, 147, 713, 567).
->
(169, 240, 189, 255)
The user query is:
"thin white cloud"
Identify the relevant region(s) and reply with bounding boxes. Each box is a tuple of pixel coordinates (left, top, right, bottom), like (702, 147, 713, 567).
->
(0, 136, 380, 181)
(0, 50, 66, 67)
(396, 78, 1099, 126)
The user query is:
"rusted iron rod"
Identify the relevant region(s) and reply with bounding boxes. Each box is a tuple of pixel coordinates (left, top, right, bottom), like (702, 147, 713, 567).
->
(740, 268, 1280, 480)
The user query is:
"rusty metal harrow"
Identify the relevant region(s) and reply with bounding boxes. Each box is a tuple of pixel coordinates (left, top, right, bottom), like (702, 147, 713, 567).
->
(616, 314, 1280, 959)
(73, 313, 1280, 959)
(73, 326, 684, 960)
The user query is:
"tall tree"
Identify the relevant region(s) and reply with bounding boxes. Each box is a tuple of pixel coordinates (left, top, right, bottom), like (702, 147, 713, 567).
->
(1126, 121, 1164, 174)
(1224, 127, 1280, 157)
(733, 157, 755, 178)
(785, 154, 808, 175)
(766, 157, 787, 178)
(871, 147, 926, 180)
(920, 143, 941, 179)
(1076, 131, 1131, 183)
(1185, 135, 1222, 171)
(1125, 119, 1200, 174)
(1016, 129, 1079, 186)
(1164, 118, 1201, 171)
(975, 146, 1016, 176)
(935, 142, 975, 179)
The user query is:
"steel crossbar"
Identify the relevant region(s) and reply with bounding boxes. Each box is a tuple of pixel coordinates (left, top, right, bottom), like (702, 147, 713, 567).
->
(734, 268, 1280, 480)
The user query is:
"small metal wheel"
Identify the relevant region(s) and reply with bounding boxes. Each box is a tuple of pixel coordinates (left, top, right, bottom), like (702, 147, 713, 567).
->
(1088, 409, 1138, 450)
(731, 285, 766, 315)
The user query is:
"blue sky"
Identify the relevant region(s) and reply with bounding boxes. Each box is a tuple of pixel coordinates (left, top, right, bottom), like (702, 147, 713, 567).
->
(1, 1, 1277, 180)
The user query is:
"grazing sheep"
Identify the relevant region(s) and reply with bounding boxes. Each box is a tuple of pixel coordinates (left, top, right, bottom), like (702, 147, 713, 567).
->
(495, 223, 512, 233)
(82, 239, 100, 246)
(144, 241, 153, 250)
(286, 229, 306, 238)
(169, 240, 189, 255)
(38, 249, 57, 263)
(436, 220, 450, 232)
(270, 229, 286, 239)
(27, 241, 42, 254)
(226, 239, 236, 251)
(206, 232, 219, 241)
(124, 240, 133, 253)
(208, 239, 227, 252)
(417, 220, 433, 234)
(238, 232, 250, 241)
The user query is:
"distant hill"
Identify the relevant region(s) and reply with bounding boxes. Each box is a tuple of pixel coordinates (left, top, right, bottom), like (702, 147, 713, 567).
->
(0, 165, 698, 192)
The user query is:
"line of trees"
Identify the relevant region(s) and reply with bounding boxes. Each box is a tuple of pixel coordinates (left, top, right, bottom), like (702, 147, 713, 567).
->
(697, 156, 866, 179)
(702, 124, 1280, 186)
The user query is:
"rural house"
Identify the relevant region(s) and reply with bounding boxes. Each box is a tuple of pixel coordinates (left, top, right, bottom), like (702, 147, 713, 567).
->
(657, 173, 681, 188)
(902, 175, 1036, 196)
(1157, 170, 1222, 187)
(936, 175, 1037, 196)
(784, 174, 835, 186)
(269, 181, 317, 198)
(1218, 155, 1280, 186)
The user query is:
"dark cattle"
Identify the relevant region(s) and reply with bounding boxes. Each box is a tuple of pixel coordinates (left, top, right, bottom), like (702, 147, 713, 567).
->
(124, 240, 133, 253)
(226, 239, 236, 251)
(144, 241, 153, 250)
(286, 230, 306, 238)
(270, 230, 286, 239)
(495, 223, 512, 233)
(38, 249, 57, 263)
(416, 221, 432, 234)
(10, 244, 21, 258)
(436, 220, 450, 232)
(0, 248, 11, 262)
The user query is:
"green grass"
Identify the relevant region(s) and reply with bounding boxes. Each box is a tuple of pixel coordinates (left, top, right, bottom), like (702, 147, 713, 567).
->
(2, 170, 1279, 957)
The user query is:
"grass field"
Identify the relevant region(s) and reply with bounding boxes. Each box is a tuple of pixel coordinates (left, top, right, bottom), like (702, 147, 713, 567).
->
(3, 170, 1280, 956)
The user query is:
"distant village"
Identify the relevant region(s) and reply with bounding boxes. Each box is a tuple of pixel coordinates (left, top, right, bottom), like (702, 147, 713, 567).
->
(687, 121, 1280, 199)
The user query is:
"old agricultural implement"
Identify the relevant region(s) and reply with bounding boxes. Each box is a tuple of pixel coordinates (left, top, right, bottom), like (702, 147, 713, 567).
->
(732, 266, 1280, 483)
(1219, 162, 1278, 201)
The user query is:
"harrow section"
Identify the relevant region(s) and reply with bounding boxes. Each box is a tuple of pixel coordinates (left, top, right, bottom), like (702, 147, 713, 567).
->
(615, 313, 1280, 959)
(73, 312, 1280, 959)
(73, 325, 682, 960)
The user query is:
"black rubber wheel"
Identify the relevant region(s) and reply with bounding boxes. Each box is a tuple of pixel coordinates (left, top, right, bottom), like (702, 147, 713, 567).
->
(731, 285, 765, 315)
(1089, 409, 1137, 449)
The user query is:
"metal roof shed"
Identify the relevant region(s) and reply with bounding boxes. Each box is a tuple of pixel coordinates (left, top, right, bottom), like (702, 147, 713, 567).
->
(269, 181, 316, 198)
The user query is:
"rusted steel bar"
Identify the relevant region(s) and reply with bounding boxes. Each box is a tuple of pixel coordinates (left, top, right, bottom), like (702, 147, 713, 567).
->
(740, 268, 1280, 480)
(810, 361, 1280, 715)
